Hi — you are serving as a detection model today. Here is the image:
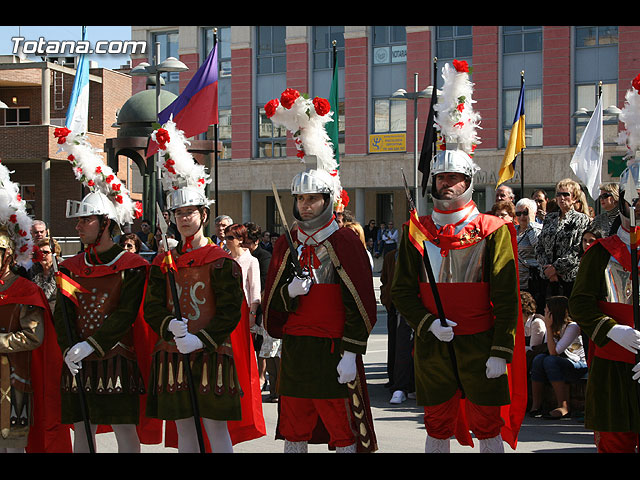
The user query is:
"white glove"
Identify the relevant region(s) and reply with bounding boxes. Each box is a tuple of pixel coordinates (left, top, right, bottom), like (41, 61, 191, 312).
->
(632, 362, 640, 383)
(428, 318, 457, 342)
(606, 325, 640, 354)
(175, 332, 204, 354)
(65, 341, 95, 376)
(486, 356, 507, 379)
(287, 276, 312, 299)
(337, 351, 357, 384)
(168, 318, 189, 338)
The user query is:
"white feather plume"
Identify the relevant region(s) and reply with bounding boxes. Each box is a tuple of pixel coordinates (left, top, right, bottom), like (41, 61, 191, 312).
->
(618, 81, 640, 162)
(56, 129, 143, 225)
(434, 62, 481, 155)
(151, 118, 211, 194)
(265, 90, 338, 174)
(0, 161, 35, 268)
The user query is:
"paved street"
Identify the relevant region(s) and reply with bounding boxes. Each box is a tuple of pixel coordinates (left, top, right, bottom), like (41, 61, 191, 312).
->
(91, 272, 597, 454)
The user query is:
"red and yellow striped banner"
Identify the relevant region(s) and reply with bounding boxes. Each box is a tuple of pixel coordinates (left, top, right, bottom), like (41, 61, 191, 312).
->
(408, 208, 430, 257)
(55, 271, 89, 307)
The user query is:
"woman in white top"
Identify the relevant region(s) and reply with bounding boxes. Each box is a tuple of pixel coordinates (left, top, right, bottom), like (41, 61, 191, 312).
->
(528, 295, 587, 419)
(224, 224, 261, 327)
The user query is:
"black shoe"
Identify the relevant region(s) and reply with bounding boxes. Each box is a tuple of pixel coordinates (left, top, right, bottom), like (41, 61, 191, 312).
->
(528, 409, 544, 418)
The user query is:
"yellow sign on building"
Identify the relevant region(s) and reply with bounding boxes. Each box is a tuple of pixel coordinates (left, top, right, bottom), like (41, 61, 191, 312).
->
(369, 133, 406, 153)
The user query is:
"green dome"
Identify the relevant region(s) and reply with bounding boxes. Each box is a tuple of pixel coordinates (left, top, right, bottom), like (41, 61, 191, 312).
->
(116, 89, 178, 138)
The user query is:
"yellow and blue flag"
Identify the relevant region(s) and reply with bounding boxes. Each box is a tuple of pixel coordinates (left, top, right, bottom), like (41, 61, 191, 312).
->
(497, 80, 526, 188)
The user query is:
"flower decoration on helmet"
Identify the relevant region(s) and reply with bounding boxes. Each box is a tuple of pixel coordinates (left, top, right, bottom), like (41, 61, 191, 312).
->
(433, 60, 482, 157)
(55, 128, 143, 225)
(151, 118, 213, 210)
(0, 159, 36, 268)
(265, 88, 347, 208)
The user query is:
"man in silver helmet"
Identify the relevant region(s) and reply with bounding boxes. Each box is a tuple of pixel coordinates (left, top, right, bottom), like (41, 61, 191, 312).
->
(570, 160, 640, 453)
(53, 190, 152, 452)
(262, 159, 378, 453)
(391, 146, 526, 453)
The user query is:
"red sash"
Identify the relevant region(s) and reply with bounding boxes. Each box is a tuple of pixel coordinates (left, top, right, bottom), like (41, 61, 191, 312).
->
(595, 302, 636, 364)
(63, 249, 149, 277)
(416, 211, 508, 257)
(593, 236, 639, 364)
(419, 282, 493, 335)
(411, 215, 526, 451)
(284, 284, 346, 338)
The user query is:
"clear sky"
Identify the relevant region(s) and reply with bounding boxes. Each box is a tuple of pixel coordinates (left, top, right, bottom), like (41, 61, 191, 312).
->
(0, 26, 134, 70)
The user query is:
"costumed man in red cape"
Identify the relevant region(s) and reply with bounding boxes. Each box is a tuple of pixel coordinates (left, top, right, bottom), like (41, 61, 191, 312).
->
(262, 88, 378, 453)
(143, 120, 265, 453)
(391, 60, 526, 453)
(52, 127, 159, 452)
(569, 74, 640, 453)
(0, 161, 69, 453)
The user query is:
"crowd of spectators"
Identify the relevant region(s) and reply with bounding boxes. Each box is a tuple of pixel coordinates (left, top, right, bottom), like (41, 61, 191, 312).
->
(489, 180, 618, 419)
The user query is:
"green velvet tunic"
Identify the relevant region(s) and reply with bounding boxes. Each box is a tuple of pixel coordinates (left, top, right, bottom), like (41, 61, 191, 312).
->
(53, 244, 146, 425)
(391, 222, 519, 407)
(143, 245, 245, 421)
(266, 235, 373, 399)
(569, 242, 640, 433)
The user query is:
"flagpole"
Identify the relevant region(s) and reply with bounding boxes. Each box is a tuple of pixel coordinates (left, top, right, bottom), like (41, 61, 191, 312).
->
(520, 71, 525, 198)
(213, 28, 219, 219)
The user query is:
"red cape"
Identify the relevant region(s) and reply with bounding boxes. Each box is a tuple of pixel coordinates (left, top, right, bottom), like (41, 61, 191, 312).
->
(154, 244, 266, 449)
(0, 275, 73, 453)
(263, 228, 378, 452)
(412, 213, 527, 450)
(58, 251, 163, 445)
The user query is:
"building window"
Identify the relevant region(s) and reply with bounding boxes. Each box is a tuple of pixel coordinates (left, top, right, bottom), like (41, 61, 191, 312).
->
(152, 31, 180, 95)
(372, 26, 406, 136)
(313, 26, 345, 157)
(503, 87, 543, 147)
(503, 26, 542, 53)
(373, 26, 407, 65)
(502, 26, 543, 148)
(575, 26, 618, 47)
(257, 26, 286, 74)
(575, 82, 619, 144)
(373, 99, 406, 134)
(257, 106, 287, 158)
(436, 26, 472, 61)
(204, 26, 231, 77)
(4, 107, 30, 126)
(202, 27, 232, 158)
(574, 26, 618, 144)
(313, 26, 344, 69)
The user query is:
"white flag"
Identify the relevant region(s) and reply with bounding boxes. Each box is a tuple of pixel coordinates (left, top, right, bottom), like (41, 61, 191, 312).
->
(570, 96, 603, 201)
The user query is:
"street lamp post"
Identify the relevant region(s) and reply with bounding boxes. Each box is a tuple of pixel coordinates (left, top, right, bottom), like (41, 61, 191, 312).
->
(391, 73, 432, 207)
(130, 43, 189, 231)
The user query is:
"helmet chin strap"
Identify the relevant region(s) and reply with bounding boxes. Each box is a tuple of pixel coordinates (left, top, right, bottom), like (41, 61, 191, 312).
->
(85, 216, 109, 265)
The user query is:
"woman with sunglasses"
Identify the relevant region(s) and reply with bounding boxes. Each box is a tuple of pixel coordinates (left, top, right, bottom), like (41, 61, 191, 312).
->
(535, 178, 590, 300)
(514, 198, 541, 295)
(589, 183, 619, 236)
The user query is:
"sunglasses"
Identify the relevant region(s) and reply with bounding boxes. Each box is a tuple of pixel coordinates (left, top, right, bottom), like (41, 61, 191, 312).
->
(515, 210, 529, 217)
(600, 192, 613, 199)
(225, 235, 237, 241)
(556, 192, 571, 198)
(40, 250, 52, 255)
